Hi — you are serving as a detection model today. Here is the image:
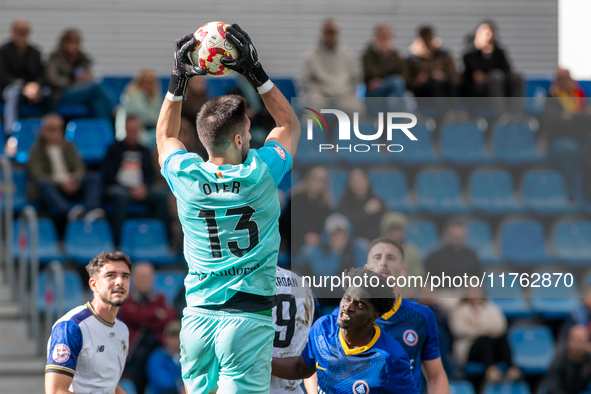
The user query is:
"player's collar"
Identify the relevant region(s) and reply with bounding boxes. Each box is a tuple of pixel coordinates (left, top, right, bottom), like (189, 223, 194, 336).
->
(339, 323, 381, 355)
(380, 295, 403, 320)
(86, 302, 115, 327)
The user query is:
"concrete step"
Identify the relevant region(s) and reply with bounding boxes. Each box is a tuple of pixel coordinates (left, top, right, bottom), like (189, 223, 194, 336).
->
(0, 320, 30, 339)
(0, 287, 12, 303)
(0, 303, 21, 320)
(0, 376, 45, 394)
(0, 358, 45, 376)
(0, 338, 37, 357)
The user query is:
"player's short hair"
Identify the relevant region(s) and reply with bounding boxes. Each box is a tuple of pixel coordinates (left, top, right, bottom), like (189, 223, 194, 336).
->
(343, 267, 395, 316)
(86, 251, 133, 278)
(196, 95, 248, 153)
(368, 237, 405, 261)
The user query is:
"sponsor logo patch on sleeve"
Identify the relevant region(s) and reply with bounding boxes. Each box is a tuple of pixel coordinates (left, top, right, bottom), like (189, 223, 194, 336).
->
(52, 344, 71, 363)
(273, 145, 286, 160)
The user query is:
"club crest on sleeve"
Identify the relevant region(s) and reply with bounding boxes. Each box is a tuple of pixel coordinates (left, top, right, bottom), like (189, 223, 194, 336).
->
(122, 340, 127, 354)
(273, 145, 286, 160)
(352, 380, 369, 394)
(403, 329, 419, 346)
(52, 344, 71, 363)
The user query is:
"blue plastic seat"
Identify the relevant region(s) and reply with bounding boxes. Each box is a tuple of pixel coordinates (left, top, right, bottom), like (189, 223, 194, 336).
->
(101, 76, 133, 103)
(450, 380, 476, 394)
(14, 218, 64, 264)
(464, 220, 501, 265)
(406, 220, 439, 260)
(440, 121, 492, 165)
(118, 379, 137, 394)
(416, 169, 469, 215)
(326, 169, 348, 208)
(153, 270, 186, 305)
(206, 76, 237, 98)
(552, 220, 591, 265)
(493, 121, 545, 165)
(396, 121, 440, 166)
(483, 381, 531, 394)
(530, 271, 578, 319)
(485, 273, 533, 319)
(521, 170, 575, 215)
(468, 169, 521, 215)
(65, 119, 115, 165)
(336, 121, 388, 165)
(0, 168, 29, 214)
(508, 325, 555, 375)
(500, 220, 553, 266)
(65, 219, 115, 266)
(120, 219, 178, 266)
(11, 118, 41, 163)
(297, 121, 334, 166)
(273, 77, 298, 100)
(38, 269, 85, 313)
(368, 169, 416, 213)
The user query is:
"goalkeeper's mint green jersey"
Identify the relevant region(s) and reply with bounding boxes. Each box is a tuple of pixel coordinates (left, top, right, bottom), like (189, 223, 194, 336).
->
(161, 142, 292, 308)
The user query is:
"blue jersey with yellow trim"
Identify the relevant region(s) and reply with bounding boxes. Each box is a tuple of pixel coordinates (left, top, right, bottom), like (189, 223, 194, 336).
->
(302, 314, 419, 394)
(161, 142, 292, 307)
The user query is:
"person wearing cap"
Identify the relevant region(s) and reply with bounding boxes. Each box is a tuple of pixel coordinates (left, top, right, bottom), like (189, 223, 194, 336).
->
(146, 320, 185, 394)
(380, 212, 424, 279)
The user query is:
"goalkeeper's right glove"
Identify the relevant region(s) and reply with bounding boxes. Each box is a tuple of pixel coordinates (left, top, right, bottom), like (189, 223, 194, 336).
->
(167, 34, 206, 101)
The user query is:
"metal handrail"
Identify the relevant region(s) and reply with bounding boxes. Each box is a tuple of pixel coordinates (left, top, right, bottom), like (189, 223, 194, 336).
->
(43, 260, 65, 355)
(0, 156, 15, 297)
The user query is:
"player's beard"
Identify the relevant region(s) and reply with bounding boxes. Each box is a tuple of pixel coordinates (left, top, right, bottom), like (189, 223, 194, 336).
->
(100, 287, 129, 307)
(241, 142, 249, 162)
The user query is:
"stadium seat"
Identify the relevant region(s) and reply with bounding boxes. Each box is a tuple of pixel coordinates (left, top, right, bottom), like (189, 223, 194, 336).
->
(14, 217, 64, 264)
(552, 220, 591, 265)
(485, 273, 533, 319)
(11, 118, 41, 163)
(439, 120, 493, 166)
(406, 220, 439, 260)
(296, 121, 334, 166)
(416, 169, 469, 215)
(206, 76, 237, 98)
(38, 269, 85, 313)
(395, 121, 440, 166)
(326, 169, 349, 208)
(483, 381, 531, 394)
(468, 169, 521, 215)
(100, 76, 133, 102)
(159, 76, 170, 99)
(530, 270, 578, 319)
(492, 121, 545, 166)
(118, 379, 137, 394)
(336, 121, 388, 165)
(450, 380, 476, 394)
(464, 220, 501, 265)
(153, 270, 185, 306)
(120, 219, 178, 266)
(500, 220, 553, 266)
(368, 169, 416, 213)
(65, 219, 115, 266)
(65, 119, 115, 165)
(273, 77, 298, 101)
(508, 325, 555, 375)
(0, 168, 29, 214)
(521, 170, 575, 215)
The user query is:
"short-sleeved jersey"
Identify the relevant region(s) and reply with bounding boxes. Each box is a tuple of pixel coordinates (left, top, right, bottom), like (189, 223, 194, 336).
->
(376, 297, 441, 391)
(161, 142, 292, 307)
(271, 267, 315, 394)
(46, 302, 129, 394)
(302, 314, 419, 394)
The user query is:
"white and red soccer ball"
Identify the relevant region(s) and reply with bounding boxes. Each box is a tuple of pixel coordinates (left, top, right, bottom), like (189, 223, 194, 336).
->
(191, 21, 239, 77)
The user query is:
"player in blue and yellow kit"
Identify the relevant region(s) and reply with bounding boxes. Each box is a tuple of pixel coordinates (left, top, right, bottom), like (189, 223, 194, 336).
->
(272, 268, 419, 394)
(156, 24, 300, 394)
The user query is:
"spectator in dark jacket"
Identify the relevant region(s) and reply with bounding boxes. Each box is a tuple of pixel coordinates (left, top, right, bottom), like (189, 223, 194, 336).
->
(102, 116, 171, 243)
(0, 20, 52, 132)
(146, 321, 185, 394)
(545, 324, 591, 394)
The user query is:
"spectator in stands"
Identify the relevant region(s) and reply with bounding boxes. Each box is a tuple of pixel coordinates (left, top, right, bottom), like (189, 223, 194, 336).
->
(180, 76, 208, 123)
(568, 286, 591, 329)
(362, 25, 408, 98)
(177, 116, 207, 160)
(102, 115, 171, 243)
(119, 261, 177, 394)
(544, 324, 591, 394)
(461, 21, 522, 98)
(123, 69, 162, 148)
(425, 220, 482, 284)
(0, 20, 52, 133)
(449, 287, 521, 388)
(301, 19, 363, 121)
(380, 212, 424, 279)
(27, 113, 104, 233)
(338, 167, 385, 240)
(45, 29, 116, 120)
(407, 26, 459, 97)
(146, 320, 185, 394)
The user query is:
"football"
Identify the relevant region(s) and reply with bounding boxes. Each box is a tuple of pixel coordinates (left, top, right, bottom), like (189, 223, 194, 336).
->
(191, 21, 239, 77)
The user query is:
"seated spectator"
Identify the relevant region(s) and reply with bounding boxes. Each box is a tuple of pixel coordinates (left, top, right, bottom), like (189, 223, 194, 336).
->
(407, 26, 459, 97)
(380, 212, 424, 279)
(462, 21, 522, 98)
(338, 167, 385, 240)
(27, 113, 104, 233)
(146, 320, 185, 394)
(0, 20, 52, 133)
(123, 69, 162, 148)
(425, 220, 482, 284)
(180, 76, 208, 123)
(45, 29, 116, 120)
(545, 324, 591, 394)
(102, 116, 171, 243)
(118, 261, 177, 394)
(362, 25, 408, 98)
(449, 287, 521, 388)
(570, 286, 591, 328)
(178, 116, 207, 160)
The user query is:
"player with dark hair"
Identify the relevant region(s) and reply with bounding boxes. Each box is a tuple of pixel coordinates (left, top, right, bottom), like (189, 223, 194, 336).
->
(45, 252, 132, 394)
(156, 23, 300, 394)
(271, 268, 419, 394)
